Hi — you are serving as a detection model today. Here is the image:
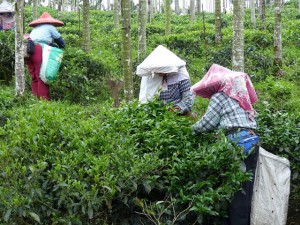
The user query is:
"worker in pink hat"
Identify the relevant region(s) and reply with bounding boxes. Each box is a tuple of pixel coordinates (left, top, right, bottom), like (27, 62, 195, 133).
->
(25, 12, 66, 100)
(192, 64, 259, 225)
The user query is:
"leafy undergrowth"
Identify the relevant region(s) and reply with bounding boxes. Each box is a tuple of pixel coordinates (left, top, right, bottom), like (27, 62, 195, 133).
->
(0, 93, 249, 224)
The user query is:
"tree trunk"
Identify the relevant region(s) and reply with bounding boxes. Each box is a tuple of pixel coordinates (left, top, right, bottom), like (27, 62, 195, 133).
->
(108, 79, 123, 107)
(202, 2, 207, 63)
(232, 0, 244, 72)
(153, 0, 157, 13)
(250, 0, 256, 27)
(15, 0, 25, 97)
(223, 0, 227, 13)
(107, 0, 110, 10)
(58, 0, 62, 11)
(260, 0, 266, 30)
(148, 0, 153, 22)
(32, 0, 38, 20)
(82, 0, 91, 53)
(138, 0, 147, 60)
(190, 0, 195, 22)
(121, 0, 134, 101)
(164, 0, 171, 35)
(274, 0, 282, 69)
(113, 0, 119, 29)
(158, 0, 161, 12)
(196, 0, 201, 15)
(175, 0, 179, 14)
(215, 0, 222, 44)
(62, 0, 65, 11)
(71, 0, 75, 11)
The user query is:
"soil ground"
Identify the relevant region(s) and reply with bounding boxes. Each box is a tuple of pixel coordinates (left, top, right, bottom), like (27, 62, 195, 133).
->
(287, 199, 300, 225)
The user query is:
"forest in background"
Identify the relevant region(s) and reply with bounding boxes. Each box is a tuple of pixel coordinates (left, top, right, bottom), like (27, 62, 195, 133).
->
(0, 0, 300, 224)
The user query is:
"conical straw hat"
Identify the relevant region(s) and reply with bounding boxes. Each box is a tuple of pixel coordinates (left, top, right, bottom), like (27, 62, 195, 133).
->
(29, 12, 64, 27)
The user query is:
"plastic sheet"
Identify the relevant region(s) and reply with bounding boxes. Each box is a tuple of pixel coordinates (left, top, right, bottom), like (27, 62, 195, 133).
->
(39, 44, 64, 84)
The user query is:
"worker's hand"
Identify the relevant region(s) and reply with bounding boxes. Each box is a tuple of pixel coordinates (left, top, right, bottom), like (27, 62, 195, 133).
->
(213, 134, 221, 140)
(184, 111, 198, 121)
(173, 106, 181, 113)
(168, 106, 181, 114)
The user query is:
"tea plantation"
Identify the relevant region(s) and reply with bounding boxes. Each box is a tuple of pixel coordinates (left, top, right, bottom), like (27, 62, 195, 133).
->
(0, 1, 299, 224)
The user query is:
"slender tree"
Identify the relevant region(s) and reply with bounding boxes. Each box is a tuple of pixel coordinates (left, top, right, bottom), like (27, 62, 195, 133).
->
(164, 0, 171, 35)
(299, 0, 300, 13)
(215, 0, 222, 44)
(138, 0, 147, 59)
(274, 0, 282, 69)
(250, 0, 256, 27)
(202, 3, 207, 63)
(190, 0, 195, 22)
(63, 0, 65, 11)
(121, 0, 133, 101)
(58, 0, 62, 12)
(196, 0, 201, 15)
(82, 0, 91, 53)
(15, 0, 25, 97)
(107, 0, 110, 10)
(113, 0, 119, 29)
(260, 0, 266, 30)
(232, 0, 244, 72)
(32, 0, 37, 20)
(148, 0, 153, 22)
(183, 0, 186, 13)
(175, 0, 179, 14)
(158, 0, 161, 12)
(223, 0, 227, 13)
(153, 0, 158, 13)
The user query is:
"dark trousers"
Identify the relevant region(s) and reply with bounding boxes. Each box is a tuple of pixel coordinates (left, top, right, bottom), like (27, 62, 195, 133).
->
(223, 145, 259, 225)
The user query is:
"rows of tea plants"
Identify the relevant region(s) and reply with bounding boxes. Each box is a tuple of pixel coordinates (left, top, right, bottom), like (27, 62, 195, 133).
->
(1, 79, 299, 224)
(1, 1, 300, 223)
(1, 86, 251, 224)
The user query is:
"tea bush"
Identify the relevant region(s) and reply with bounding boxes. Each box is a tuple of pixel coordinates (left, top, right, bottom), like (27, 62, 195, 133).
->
(255, 76, 300, 111)
(0, 31, 14, 84)
(0, 93, 250, 224)
(1, 4, 300, 223)
(50, 47, 111, 103)
(256, 102, 300, 201)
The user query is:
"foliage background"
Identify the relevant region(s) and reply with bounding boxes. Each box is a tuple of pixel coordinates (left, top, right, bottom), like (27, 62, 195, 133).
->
(0, 1, 299, 224)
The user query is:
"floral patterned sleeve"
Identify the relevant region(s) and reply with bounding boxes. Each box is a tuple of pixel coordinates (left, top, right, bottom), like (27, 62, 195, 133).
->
(174, 79, 195, 114)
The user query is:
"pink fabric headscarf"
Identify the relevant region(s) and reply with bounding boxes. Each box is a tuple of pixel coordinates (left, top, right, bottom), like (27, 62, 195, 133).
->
(191, 64, 258, 120)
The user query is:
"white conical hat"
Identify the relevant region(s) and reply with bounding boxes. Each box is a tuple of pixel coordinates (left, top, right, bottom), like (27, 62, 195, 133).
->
(136, 45, 186, 76)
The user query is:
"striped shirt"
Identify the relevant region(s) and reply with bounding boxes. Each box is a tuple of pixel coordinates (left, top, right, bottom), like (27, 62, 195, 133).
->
(159, 79, 194, 114)
(192, 92, 257, 133)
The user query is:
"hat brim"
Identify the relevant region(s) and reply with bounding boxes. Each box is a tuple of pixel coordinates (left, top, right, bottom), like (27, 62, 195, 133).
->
(29, 18, 64, 27)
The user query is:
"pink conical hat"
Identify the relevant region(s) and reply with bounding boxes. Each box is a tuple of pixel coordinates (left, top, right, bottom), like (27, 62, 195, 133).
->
(29, 12, 64, 27)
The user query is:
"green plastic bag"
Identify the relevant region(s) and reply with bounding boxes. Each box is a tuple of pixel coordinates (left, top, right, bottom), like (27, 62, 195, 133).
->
(39, 44, 64, 84)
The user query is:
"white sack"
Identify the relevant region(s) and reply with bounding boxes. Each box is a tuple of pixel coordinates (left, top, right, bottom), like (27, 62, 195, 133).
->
(139, 75, 163, 103)
(136, 45, 186, 76)
(136, 45, 190, 103)
(250, 147, 290, 225)
(0, 0, 14, 13)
